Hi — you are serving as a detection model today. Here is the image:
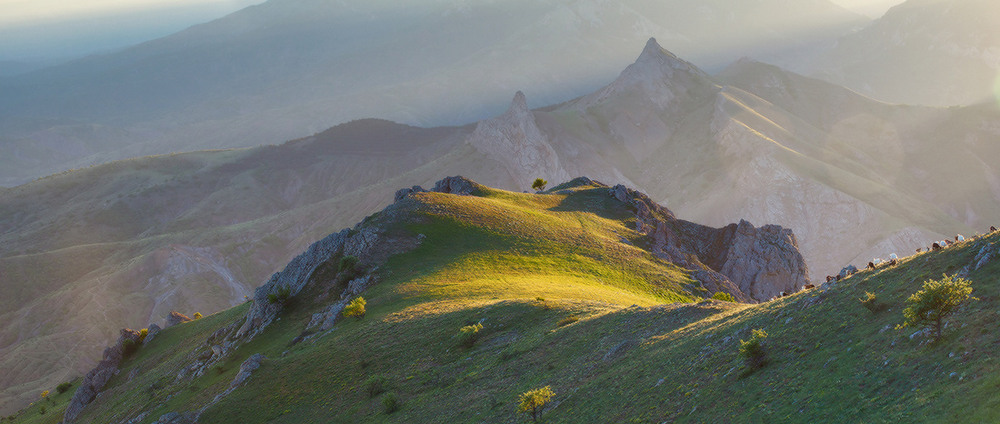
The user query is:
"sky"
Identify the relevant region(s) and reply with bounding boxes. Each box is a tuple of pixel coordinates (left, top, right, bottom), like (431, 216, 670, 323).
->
(829, 0, 907, 17)
(0, 0, 907, 64)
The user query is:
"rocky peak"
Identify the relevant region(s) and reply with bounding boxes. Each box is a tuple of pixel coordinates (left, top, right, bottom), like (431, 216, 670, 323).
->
(573, 37, 717, 111)
(609, 184, 809, 301)
(466, 92, 569, 189)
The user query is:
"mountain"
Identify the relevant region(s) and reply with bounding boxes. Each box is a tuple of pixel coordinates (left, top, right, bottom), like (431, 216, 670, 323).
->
(0, 0, 867, 186)
(12, 177, 1000, 423)
(811, 0, 1000, 106)
(3, 38, 1000, 415)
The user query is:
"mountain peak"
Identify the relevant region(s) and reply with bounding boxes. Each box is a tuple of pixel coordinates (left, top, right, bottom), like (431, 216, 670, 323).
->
(511, 91, 528, 111)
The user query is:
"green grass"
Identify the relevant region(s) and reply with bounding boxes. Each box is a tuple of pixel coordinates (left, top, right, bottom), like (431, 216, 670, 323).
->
(28, 186, 1000, 423)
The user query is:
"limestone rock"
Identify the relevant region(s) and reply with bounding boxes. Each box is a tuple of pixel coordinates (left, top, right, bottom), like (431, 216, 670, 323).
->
(394, 185, 426, 202)
(63, 329, 143, 423)
(465, 92, 570, 188)
(839, 265, 859, 280)
(431, 176, 480, 195)
(143, 324, 162, 345)
(608, 183, 808, 301)
(166, 311, 192, 327)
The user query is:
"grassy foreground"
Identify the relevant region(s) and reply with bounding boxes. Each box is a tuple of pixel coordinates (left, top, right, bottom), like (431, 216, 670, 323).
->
(8, 183, 1000, 423)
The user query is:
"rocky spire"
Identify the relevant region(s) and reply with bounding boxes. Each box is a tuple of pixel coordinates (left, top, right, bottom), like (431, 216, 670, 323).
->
(574, 37, 715, 110)
(466, 91, 569, 188)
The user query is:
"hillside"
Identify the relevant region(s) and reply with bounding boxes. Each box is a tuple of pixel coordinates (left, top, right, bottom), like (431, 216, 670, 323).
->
(7, 177, 999, 423)
(4, 37, 1000, 415)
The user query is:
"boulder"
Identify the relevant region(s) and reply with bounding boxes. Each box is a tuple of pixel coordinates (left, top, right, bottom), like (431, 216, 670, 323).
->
(166, 311, 192, 327)
(431, 176, 480, 195)
(394, 185, 426, 202)
(143, 324, 162, 344)
(839, 265, 858, 280)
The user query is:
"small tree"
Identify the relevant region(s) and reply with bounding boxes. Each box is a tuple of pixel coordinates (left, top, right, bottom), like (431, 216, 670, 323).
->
(343, 297, 367, 320)
(531, 178, 548, 191)
(902, 275, 973, 341)
(193, 312, 203, 320)
(40, 390, 50, 403)
(56, 382, 72, 394)
(518, 386, 555, 423)
(267, 285, 291, 305)
(711, 292, 736, 302)
(458, 323, 483, 348)
(739, 328, 768, 370)
(860, 291, 886, 314)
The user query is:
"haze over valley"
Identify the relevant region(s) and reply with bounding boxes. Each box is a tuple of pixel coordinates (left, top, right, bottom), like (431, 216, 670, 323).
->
(1, 0, 999, 421)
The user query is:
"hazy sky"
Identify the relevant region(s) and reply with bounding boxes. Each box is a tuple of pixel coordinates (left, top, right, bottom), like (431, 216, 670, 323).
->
(0, 0, 908, 63)
(829, 0, 907, 17)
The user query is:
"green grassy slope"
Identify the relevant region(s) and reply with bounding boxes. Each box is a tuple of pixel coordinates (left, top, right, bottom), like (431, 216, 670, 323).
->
(11, 186, 1000, 424)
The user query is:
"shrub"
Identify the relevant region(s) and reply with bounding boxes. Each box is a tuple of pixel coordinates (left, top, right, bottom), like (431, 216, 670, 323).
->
(556, 316, 579, 327)
(40, 390, 49, 401)
(121, 338, 139, 358)
(56, 382, 72, 394)
(365, 375, 388, 398)
(711, 292, 736, 302)
(382, 392, 400, 414)
(860, 291, 886, 314)
(138, 328, 149, 343)
(343, 297, 367, 320)
(193, 312, 203, 320)
(531, 178, 548, 191)
(267, 286, 291, 305)
(339, 255, 359, 273)
(38, 406, 46, 415)
(902, 275, 974, 341)
(458, 323, 484, 348)
(739, 328, 768, 370)
(518, 386, 555, 423)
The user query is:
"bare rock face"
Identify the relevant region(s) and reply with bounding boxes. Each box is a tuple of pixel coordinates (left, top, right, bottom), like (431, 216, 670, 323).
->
(235, 228, 350, 339)
(466, 92, 569, 188)
(166, 311, 192, 327)
(610, 183, 809, 301)
(63, 329, 143, 423)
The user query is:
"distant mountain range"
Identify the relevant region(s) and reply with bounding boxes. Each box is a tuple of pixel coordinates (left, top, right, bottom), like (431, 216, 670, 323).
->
(0, 0, 868, 186)
(811, 0, 1000, 106)
(3, 36, 999, 415)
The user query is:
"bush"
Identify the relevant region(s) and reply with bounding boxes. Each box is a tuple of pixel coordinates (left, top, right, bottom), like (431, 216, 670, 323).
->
(556, 316, 579, 327)
(38, 406, 46, 415)
(365, 375, 388, 398)
(902, 275, 974, 341)
(458, 323, 484, 348)
(739, 328, 768, 370)
(56, 382, 72, 394)
(518, 386, 555, 422)
(711, 292, 736, 302)
(343, 297, 367, 320)
(382, 392, 400, 414)
(138, 328, 149, 343)
(339, 255, 359, 273)
(193, 312, 203, 320)
(121, 338, 139, 358)
(267, 286, 291, 305)
(860, 291, 886, 314)
(531, 178, 548, 191)
(40, 390, 49, 401)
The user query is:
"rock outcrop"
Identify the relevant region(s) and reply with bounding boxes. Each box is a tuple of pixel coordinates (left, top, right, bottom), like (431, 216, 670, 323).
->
(63, 329, 143, 423)
(610, 183, 809, 301)
(466, 91, 570, 188)
(166, 311, 192, 327)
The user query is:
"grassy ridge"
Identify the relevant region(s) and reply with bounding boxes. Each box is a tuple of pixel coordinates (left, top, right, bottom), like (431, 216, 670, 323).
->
(11, 185, 999, 423)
